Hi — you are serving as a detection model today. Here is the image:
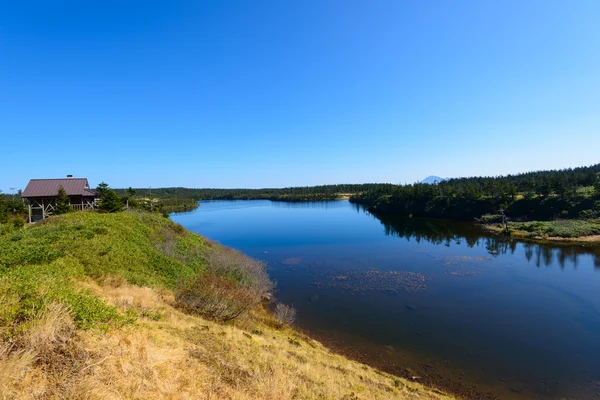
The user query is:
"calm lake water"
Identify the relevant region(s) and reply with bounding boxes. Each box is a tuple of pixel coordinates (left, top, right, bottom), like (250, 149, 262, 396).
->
(172, 200, 600, 399)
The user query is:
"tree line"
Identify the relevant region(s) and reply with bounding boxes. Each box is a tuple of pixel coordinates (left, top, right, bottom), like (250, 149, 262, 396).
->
(115, 184, 393, 203)
(351, 163, 600, 221)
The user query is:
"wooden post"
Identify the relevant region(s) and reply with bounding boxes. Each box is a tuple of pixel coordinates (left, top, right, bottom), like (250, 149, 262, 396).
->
(28, 202, 32, 223)
(42, 198, 45, 220)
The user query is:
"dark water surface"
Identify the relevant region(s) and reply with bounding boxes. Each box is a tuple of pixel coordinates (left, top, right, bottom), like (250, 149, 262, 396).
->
(172, 200, 600, 399)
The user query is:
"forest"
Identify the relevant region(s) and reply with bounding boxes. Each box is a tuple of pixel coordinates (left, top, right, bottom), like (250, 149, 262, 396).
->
(116, 184, 393, 204)
(351, 163, 600, 222)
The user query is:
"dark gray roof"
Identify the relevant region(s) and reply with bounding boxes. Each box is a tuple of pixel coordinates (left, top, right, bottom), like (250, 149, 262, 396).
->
(21, 178, 96, 198)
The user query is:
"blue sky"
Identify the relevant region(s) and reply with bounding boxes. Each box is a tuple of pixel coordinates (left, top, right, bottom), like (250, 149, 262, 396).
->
(1, 1, 599, 190)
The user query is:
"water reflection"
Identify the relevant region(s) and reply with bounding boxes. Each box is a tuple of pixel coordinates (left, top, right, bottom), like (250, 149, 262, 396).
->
(271, 200, 347, 209)
(374, 214, 600, 269)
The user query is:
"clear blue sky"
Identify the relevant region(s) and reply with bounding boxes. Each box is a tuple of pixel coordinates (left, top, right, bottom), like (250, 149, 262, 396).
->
(1, 1, 599, 191)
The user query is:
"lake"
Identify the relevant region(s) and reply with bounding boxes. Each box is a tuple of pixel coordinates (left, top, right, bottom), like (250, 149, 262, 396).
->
(171, 200, 600, 399)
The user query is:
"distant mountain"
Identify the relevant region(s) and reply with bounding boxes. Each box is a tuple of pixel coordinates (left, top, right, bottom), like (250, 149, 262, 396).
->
(420, 176, 446, 184)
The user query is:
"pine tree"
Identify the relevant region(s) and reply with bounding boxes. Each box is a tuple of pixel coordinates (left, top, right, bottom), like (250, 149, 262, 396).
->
(54, 185, 71, 215)
(98, 186, 124, 213)
(96, 182, 109, 197)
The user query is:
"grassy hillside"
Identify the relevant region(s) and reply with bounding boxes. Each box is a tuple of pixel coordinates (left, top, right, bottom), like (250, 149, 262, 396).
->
(0, 211, 454, 400)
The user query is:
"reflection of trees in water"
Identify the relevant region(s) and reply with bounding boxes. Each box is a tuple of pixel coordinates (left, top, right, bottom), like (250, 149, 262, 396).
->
(272, 200, 346, 210)
(374, 214, 600, 269)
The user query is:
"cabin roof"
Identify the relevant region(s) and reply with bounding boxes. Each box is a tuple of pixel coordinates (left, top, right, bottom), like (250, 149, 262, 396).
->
(21, 178, 97, 198)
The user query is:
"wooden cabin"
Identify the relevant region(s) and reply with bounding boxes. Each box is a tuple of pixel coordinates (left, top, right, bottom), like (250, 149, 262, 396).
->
(21, 176, 97, 222)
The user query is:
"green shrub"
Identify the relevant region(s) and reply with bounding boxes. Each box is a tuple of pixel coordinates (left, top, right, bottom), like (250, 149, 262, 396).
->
(0, 211, 211, 337)
(510, 219, 600, 238)
(479, 214, 503, 224)
(0, 258, 128, 338)
(579, 210, 596, 219)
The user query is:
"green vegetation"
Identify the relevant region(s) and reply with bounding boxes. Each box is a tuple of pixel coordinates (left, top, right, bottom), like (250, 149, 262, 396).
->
(0, 210, 276, 337)
(53, 185, 71, 215)
(0, 210, 452, 400)
(505, 219, 600, 239)
(0, 212, 201, 337)
(116, 184, 393, 208)
(96, 182, 193, 213)
(352, 164, 600, 230)
(96, 182, 125, 213)
(175, 244, 273, 322)
(0, 191, 26, 233)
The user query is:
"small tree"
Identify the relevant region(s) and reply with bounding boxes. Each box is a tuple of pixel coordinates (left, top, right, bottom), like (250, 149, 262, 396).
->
(594, 178, 600, 197)
(54, 185, 71, 215)
(96, 182, 124, 213)
(124, 187, 138, 209)
(99, 189, 124, 213)
(96, 181, 109, 196)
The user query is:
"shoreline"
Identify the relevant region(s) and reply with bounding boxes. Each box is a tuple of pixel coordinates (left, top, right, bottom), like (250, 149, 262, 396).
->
(1, 211, 456, 400)
(482, 224, 600, 245)
(359, 207, 600, 245)
(297, 325, 503, 400)
(170, 204, 599, 399)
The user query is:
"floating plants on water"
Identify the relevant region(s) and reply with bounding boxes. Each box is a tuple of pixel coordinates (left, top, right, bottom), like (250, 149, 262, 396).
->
(281, 257, 303, 265)
(433, 255, 491, 277)
(313, 269, 431, 295)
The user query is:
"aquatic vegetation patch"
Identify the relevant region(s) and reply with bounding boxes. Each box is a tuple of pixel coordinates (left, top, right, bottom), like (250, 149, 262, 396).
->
(282, 257, 302, 265)
(313, 269, 431, 294)
(434, 255, 490, 277)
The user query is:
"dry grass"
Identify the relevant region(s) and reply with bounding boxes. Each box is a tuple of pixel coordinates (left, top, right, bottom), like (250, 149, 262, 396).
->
(0, 281, 455, 400)
(0, 345, 35, 398)
(21, 303, 74, 356)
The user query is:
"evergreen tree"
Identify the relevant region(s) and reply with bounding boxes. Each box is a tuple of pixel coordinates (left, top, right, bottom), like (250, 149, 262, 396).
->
(124, 187, 138, 209)
(97, 182, 124, 213)
(54, 185, 71, 215)
(99, 189, 124, 213)
(96, 181, 109, 197)
(0, 193, 8, 223)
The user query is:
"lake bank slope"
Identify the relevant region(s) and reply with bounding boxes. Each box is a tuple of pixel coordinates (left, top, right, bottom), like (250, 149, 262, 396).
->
(0, 211, 455, 400)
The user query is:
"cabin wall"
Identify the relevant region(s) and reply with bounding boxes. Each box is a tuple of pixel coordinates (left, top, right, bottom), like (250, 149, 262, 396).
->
(25, 195, 97, 222)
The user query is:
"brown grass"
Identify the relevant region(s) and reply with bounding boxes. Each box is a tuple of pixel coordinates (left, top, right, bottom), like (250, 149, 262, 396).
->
(0, 281, 456, 400)
(0, 345, 35, 398)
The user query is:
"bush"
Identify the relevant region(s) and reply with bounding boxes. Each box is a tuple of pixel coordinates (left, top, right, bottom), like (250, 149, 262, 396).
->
(479, 214, 503, 224)
(579, 209, 597, 219)
(175, 272, 260, 322)
(274, 303, 296, 325)
(54, 185, 71, 215)
(512, 219, 600, 238)
(174, 247, 275, 322)
(205, 248, 274, 298)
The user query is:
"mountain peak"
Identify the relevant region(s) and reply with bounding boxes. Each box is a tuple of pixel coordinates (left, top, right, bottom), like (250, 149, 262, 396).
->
(420, 176, 445, 184)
